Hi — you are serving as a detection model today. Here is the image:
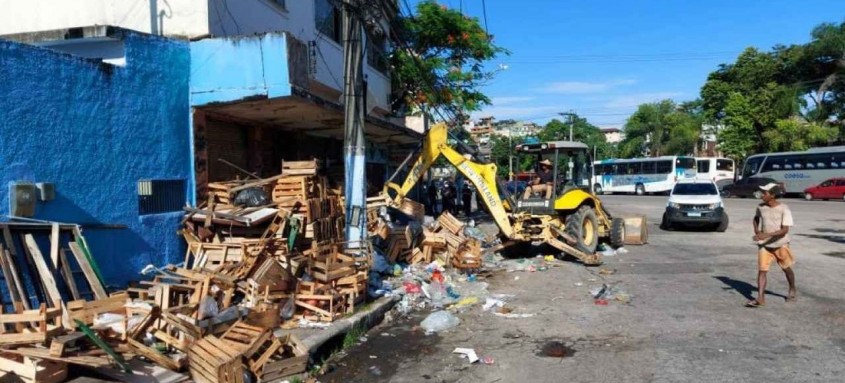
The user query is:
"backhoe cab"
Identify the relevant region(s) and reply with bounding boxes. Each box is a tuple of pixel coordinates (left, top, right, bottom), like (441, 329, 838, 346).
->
(511, 140, 626, 257)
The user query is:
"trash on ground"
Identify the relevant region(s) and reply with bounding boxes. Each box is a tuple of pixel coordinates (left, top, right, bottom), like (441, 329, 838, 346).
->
(421, 311, 461, 333)
(493, 312, 535, 318)
(539, 341, 575, 358)
(453, 348, 480, 363)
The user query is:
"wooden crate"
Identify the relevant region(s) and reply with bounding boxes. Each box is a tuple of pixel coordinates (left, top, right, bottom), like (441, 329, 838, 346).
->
(0, 354, 67, 383)
(309, 250, 358, 283)
(247, 334, 308, 383)
(220, 321, 271, 357)
(272, 176, 317, 203)
(282, 160, 319, 175)
(294, 285, 345, 322)
(188, 335, 245, 383)
(0, 304, 63, 346)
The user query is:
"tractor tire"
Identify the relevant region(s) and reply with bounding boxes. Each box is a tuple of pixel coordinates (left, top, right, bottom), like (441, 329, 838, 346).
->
(610, 217, 626, 248)
(716, 213, 729, 232)
(566, 206, 599, 254)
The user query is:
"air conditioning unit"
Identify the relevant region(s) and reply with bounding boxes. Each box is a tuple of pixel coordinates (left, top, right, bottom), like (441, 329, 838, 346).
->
(10, 182, 37, 217)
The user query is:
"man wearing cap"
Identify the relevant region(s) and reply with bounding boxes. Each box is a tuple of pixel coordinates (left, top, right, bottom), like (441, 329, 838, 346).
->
(747, 183, 796, 307)
(523, 159, 554, 199)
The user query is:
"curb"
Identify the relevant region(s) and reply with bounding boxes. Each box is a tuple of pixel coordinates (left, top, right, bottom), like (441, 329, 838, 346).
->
(301, 294, 401, 352)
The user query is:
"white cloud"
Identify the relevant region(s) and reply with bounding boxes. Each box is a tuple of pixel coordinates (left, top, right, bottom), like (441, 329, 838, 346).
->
(538, 79, 637, 94)
(490, 96, 535, 105)
(602, 92, 684, 108)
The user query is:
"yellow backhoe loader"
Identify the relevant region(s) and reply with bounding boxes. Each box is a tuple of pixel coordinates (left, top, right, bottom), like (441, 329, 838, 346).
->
(382, 123, 627, 265)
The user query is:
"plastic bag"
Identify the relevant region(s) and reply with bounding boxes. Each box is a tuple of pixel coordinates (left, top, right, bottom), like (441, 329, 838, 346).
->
(233, 187, 270, 207)
(280, 297, 296, 320)
(420, 310, 460, 332)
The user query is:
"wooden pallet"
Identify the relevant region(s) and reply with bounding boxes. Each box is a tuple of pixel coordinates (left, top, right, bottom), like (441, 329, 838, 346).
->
(188, 335, 245, 383)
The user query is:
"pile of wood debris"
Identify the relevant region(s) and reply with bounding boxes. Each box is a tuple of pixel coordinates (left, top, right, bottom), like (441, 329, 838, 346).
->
(0, 159, 485, 382)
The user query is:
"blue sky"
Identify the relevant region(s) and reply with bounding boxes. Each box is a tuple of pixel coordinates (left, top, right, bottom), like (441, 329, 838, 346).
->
(408, 1, 844, 128)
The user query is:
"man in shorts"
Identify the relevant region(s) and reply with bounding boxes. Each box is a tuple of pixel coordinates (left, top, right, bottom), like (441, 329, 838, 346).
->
(746, 183, 796, 307)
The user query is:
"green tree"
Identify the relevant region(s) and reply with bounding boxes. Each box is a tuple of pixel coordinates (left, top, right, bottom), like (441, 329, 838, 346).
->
(762, 119, 838, 152)
(391, 1, 508, 116)
(718, 92, 758, 161)
(618, 99, 702, 158)
(539, 117, 612, 159)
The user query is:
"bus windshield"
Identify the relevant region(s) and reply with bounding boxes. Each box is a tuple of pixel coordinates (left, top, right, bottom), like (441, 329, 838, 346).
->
(742, 157, 764, 178)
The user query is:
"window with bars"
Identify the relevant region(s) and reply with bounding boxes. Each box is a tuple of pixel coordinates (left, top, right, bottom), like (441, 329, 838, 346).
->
(138, 179, 186, 215)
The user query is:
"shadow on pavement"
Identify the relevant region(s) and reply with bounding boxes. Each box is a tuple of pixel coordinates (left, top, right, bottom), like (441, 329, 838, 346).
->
(797, 233, 845, 245)
(713, 276, 787, 301)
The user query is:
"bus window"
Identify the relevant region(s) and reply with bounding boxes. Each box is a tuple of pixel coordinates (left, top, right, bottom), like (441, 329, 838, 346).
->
(656, 160, 672, 174)
(697, 160, 710, 173)
(627, 162, 641, 175)
(716, 159, 734, 172)
(642, 161, 656, 174)
(676, 157, 696, 170)
(762, 156, 783, 172)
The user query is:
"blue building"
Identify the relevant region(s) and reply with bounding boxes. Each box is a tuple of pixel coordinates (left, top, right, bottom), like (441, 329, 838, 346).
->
(0, 27, 191, 286)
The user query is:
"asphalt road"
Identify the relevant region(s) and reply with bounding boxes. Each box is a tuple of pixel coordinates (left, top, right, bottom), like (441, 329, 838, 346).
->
(321, 195, 845, 383)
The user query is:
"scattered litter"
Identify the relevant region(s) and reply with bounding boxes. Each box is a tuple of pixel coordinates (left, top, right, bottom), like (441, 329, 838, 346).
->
(359, 336, 368, 343)
(598, 268, 616, 275)
(380, 332, 391, 337)
(368, 366, 383, 376)
(421, 311, 461, 333)
(369, 355, 378, 359)
(574, 282, 583, 287)
(483, 298, 505, 311)
(493, 312, 535, 318)
(616, 247, 629, 255)
(594, 299, 609, 306)
(480, 356, 495, 365)
(453, 348, 480, 363)
(514, 276, 520, 281)
(544, 255, 555, 262)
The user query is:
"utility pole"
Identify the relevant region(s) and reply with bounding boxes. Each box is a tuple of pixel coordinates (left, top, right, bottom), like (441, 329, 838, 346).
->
(558, 111, 576, 141)
(342, 0, 367, 249)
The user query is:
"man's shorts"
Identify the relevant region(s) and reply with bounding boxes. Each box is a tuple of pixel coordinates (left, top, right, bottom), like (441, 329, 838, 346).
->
(758, 245, 795, 271)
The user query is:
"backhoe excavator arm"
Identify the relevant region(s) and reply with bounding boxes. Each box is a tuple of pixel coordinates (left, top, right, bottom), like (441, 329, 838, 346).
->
(383, 123, 514, 238)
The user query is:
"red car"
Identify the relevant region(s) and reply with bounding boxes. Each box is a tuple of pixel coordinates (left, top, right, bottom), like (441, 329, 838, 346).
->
(804, 178, 845, 201)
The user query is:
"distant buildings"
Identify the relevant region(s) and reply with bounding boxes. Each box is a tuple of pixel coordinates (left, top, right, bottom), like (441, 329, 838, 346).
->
(600, 127, 624, 144)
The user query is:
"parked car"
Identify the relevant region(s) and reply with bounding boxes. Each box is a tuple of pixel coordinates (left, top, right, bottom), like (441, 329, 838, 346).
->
(720, 177, 784, 199)
(662, 179, 728, 232)
(804, 177, 845, 201)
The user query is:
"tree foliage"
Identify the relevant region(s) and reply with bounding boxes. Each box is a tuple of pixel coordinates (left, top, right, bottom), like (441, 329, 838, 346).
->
(701, 21, 845, 156)
(391, 1, 508, 116)
(617, 99, 702, 158)
(540, 117, 613, 159)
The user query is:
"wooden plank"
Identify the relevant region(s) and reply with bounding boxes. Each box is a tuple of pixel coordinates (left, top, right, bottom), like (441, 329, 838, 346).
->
(49, 223, 60, 269)
(0, 244, 19, 304)
(2, 227, 29, 309)
(59, 250, 80, 300)
(23, 235, 62, 304)
(68, 242, 108, 299)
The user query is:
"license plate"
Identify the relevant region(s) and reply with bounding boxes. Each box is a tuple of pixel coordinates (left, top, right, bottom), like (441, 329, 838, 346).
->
(687, 212, 702, 217)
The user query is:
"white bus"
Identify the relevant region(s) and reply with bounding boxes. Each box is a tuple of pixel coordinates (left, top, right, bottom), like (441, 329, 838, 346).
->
(592, 156, 697, 195)
(740, 146, 845, 194)
(695, 157, 736, 187)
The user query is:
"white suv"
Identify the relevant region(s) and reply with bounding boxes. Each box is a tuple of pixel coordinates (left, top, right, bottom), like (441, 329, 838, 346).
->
(661, 179, 728, 232)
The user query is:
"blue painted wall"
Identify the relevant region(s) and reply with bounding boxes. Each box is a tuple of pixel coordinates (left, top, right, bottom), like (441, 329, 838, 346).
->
(0, 30, 191, 286)
(190, 33, 291, 107)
